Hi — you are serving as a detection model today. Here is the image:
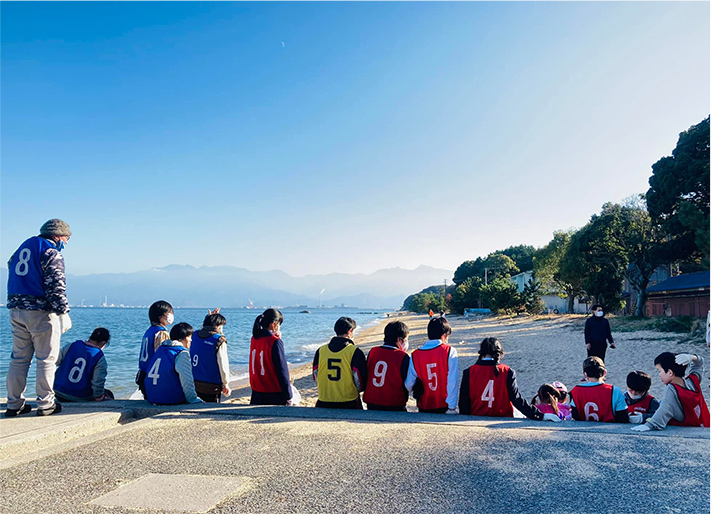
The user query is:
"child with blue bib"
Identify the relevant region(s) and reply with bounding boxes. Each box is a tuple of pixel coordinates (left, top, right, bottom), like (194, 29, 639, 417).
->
(55, 327, 113, 402)
(191, 310, 231, 403)
(145, 323, 202, 405)
(136, 300, 173, 399)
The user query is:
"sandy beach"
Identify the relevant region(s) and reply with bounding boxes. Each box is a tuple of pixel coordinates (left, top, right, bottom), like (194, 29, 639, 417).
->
(227, 313, 711, 410)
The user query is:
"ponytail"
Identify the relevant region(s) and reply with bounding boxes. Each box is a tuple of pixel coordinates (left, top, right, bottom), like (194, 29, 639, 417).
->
(252, 308, 284, 338)
(478, 337, 504, 377)
(537, 384, 562, 416)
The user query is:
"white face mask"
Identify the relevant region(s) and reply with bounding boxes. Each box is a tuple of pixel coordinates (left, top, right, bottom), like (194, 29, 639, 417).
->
(165, 312, 175, 325)
(595, 311, 604, 317)
(400, 340, 409, 352)
(628, 393, 643, 400)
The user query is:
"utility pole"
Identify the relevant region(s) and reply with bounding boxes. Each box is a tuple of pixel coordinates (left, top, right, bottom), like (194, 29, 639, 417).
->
(484, 268, 488, 285)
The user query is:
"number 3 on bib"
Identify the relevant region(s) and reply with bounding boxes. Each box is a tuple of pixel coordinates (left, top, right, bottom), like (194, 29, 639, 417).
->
(481, 379, 495, 408)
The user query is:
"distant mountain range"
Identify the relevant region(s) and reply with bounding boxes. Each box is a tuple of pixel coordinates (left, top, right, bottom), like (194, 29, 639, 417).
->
(0, 265, 454, 309)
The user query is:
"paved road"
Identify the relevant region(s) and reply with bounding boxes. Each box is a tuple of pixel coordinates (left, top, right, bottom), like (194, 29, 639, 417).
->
(1, 405, 708, 513)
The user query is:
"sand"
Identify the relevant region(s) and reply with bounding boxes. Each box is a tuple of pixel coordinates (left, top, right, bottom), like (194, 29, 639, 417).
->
(227, 313, 711, 409)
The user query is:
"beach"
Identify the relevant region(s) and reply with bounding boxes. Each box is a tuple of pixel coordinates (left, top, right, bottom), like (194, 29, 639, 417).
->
(228, 313, 711, 409)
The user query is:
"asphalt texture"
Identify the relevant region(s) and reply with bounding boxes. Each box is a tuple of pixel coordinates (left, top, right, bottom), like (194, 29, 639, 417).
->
(1, 405, 709, 514)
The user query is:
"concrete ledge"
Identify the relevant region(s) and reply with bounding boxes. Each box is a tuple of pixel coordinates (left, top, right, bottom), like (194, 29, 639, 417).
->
(0, 402, 134, 464)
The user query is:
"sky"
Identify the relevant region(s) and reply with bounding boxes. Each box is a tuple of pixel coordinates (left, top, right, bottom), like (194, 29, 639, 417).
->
(1, 1, 709, 277)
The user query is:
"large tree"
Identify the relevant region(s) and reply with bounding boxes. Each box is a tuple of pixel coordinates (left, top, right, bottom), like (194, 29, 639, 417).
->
(647, 116, 710, 267)
(534, 230, 585, 313)
(499, 245, 536, 273)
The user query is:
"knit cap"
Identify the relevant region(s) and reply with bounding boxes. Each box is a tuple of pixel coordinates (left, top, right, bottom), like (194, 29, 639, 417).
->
(39, 219, 72, 237)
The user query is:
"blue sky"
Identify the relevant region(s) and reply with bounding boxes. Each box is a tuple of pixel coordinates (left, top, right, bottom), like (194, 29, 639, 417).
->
(2, 2, 709, 276)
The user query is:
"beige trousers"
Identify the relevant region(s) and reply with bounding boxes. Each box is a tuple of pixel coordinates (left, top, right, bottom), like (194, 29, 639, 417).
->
(7, 308, 62, 410)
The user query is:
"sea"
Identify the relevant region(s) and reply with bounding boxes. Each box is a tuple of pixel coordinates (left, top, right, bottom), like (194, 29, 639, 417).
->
(0, 307, 388, 399)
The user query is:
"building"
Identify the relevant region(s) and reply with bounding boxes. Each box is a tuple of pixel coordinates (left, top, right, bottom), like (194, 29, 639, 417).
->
(509, 271, 588, 314)
(646, 271, 710, 317)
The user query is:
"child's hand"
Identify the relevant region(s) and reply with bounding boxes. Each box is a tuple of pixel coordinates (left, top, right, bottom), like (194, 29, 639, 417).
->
(222, 385, 231, 397)
(542, 413, 562, 423)
(609, 342, 616, 349)
(628, 412, 644, 424)
(630, 423, 652, 432)
(675, 354, 694, 366)
(208, 307, 221, 315)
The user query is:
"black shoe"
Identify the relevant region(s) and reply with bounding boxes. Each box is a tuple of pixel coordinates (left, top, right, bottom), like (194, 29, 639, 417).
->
(36, 402, 62, 416)
(4, 403, 32, 417)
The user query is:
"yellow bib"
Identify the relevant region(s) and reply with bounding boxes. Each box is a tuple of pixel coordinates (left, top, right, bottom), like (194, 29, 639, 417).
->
(317, 343, 359, 403)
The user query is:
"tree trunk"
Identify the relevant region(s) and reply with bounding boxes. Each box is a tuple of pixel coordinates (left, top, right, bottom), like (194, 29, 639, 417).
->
(566, 294, 575, 314)
(632, 277, 650, 317)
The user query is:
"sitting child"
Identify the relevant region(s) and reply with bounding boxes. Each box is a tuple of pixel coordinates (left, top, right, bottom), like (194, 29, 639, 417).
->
(552, 381, 572, 420)
(145, 322, 203, 405)
(532, 383, 571, 420)
(55, 327, 114, 402)
(625, 370, 660, 423)
(631, 353, 709, 431)
(570, 357, 629, 423)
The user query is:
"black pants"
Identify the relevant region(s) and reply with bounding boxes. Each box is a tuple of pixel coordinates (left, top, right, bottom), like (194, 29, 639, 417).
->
(587, 341, 607, 363)
(135, 370, 147, 399)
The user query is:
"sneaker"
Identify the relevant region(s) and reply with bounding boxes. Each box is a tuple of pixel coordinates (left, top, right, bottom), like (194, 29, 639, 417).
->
(4, 403, 32, 417)
(36, 402, 62, 416)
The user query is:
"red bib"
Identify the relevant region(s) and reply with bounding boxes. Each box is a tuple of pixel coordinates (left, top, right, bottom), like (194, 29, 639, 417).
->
(363, 346, 408, 408)
(626, 394, 654, 415)
(668, 375, 710, 427)
(412, 344, 450, 411)
(468, 363, 513, 417)
(249, 334, 281, 393)
(570, 383, 615, 422)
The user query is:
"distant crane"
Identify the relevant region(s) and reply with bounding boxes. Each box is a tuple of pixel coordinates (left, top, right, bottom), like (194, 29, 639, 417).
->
(319, 288, 326, 309)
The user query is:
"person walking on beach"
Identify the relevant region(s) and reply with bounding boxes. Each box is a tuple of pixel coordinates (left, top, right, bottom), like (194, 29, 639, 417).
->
(313, 317, 367, 409)
(584, 304, 615, 362)
(249, 308, 293, 406)
(5, 219, 72, 417)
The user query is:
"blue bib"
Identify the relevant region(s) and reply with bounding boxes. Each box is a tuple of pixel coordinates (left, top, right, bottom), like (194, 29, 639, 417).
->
(144, 345, 187, 405)
(55, 340, 104, 399)
(7, 236, 55, 297)
(190, 332, 223, 385)
(138, 325, 168, 373)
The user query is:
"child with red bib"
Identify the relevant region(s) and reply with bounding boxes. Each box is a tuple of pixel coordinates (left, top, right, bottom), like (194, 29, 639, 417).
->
(249, 308, 293, 406)
(459, 338, 560, 422)
(364, 321, 410, 412)
(624, 371, 659, 423)
(631, 352, 709, 432)
(405, 317, 459, 414)
(570, 357, 629, 423)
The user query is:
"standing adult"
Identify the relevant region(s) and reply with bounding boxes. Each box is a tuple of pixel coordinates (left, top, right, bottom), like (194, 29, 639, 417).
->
(5, 219, 72, 417)
(584, 304, 615, 363)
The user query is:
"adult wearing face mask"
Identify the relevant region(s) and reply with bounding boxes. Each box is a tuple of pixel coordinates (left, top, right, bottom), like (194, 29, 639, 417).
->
(5, 219, 72, 417)
(584, 304, 616, 363)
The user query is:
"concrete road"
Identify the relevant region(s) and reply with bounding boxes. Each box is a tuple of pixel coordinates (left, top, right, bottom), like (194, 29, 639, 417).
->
(1, 405, 708, 513)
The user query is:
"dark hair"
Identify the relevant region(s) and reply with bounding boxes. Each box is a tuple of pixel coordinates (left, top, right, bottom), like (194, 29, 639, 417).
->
(427, 317, 452, 340)
(253, 308, 284, 338)
(170, 322, 194, 341)
(89, 327, 110, 346)
(384, 321, 409, 346)
(479, 337, 504, 376)
(149, 300, 173, 324)
(583, 356, 606, 378)
(334, 317, 357, 336)
(591, 304, 603, 312)
(532, 384, 564, 416)
(627, 370, 652, 393)
(203, 313, 227, 328)
(654, 352, 687, 377)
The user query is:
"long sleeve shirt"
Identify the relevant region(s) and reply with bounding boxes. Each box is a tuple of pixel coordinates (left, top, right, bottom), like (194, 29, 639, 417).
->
(312, 337, 368, 392)
(197, 327, 231, 386)
(404, 340, 459, 410)
(646, 356, 705, 430)
(458, 358, 543, 420)
(7, 239, 69, 314)
(624, 392, 660, 422)
(169, 341, 202, 404)
(584, 316, 614, 345)
(56, 342, 108, 400)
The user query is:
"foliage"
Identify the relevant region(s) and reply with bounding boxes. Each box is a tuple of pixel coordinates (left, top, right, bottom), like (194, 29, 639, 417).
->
(647, 116, 710, 267)
(499, 245, 536, 273)
(453, 252, 523, 285)
(480, 277, 523, 314)
(521, 279, 545, 314)
(402, 284, 454, 311)
(453, 258, 485, 286)
(534, 230, 585, 313)
(408, 292, 448, 314)
(450, 276, 484, 314)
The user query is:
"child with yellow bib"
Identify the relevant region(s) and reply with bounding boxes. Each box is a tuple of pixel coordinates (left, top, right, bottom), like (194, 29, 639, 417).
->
(312, 317, 367, 409)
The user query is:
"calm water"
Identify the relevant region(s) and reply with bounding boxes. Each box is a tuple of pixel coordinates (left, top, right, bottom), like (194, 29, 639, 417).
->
(0, 307, 387, 399)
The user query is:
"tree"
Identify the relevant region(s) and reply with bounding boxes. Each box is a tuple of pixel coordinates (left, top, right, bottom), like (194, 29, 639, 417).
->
(499, 245, 536, 273)
(450, 277, 484, 314)
(453, 258, 485, 286)
(482, 253, 519, 282)
(647, 116, 710, 267)
(480, 277, 522, 313)
(534, 230, 585, 313)
(521, 278, 545, 314)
